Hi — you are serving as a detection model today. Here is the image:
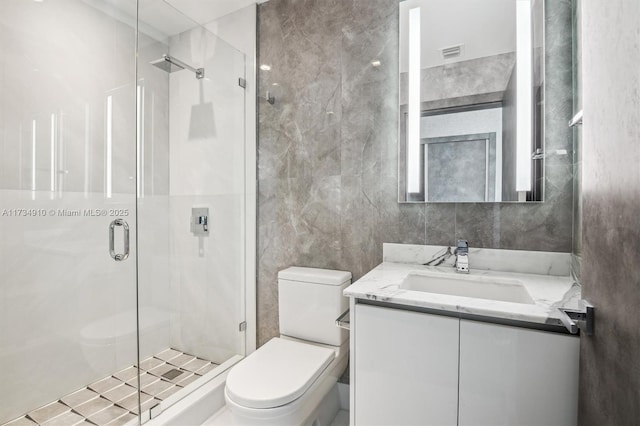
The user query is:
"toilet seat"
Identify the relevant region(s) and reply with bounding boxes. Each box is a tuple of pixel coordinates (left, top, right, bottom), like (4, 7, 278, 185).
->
(225, 338, 335, 409)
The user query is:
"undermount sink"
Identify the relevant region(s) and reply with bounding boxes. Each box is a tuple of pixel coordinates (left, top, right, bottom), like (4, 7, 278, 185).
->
(399, 272, 535, 305)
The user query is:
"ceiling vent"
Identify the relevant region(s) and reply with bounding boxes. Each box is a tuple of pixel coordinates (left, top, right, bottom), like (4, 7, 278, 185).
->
(441, 44, 463, 59)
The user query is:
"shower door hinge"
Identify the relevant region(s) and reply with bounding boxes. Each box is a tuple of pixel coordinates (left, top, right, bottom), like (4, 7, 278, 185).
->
(149, 403, 162, 419)
(239, 321, 247, 332)
(238, 78, 247, 89)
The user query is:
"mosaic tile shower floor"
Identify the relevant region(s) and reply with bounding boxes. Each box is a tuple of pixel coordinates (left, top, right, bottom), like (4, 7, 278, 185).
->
(3, 349, 219, 426)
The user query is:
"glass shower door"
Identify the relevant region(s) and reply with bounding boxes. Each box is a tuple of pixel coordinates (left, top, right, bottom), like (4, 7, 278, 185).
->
(136, 2, 248, 418)
(0, 0, 140, 424)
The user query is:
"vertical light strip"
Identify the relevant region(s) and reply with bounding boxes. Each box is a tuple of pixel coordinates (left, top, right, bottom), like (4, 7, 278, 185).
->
(136, 85, 141, 198)
(150, 91, 155, 196)
(407, 6, 422, 193)
(50, 113, 56, 193)
(106, 95, 113, 198)
(140, 86, 144, 199)
(485, 139, 490, 201)
(58, 113, 64, 196)
(31, 120, 37, 194)
(18, 123, 23, 190)
(516, 0, 533, 192)
(84, 104, 90, 197)
(136, 84, 145, 198)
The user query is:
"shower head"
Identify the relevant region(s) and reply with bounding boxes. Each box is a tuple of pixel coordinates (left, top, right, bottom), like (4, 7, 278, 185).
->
(150, 54, 204, 79)
(150, 56, 182, 73)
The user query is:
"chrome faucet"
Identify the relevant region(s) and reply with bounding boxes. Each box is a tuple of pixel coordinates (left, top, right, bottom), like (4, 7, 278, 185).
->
(454, 240, 469, 273)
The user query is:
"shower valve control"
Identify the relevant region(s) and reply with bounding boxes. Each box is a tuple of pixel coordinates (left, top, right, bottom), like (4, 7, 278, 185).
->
(191, 207, 210, 236)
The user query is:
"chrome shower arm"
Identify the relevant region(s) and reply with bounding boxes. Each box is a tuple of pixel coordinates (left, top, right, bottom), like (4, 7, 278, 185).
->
(160, 54, 204, 79)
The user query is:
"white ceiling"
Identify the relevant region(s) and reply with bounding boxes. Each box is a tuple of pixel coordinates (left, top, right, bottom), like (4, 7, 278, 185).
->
(165, 0, 268, 25)
(400, 0, 517, 72)
(83, 0, 266, 39)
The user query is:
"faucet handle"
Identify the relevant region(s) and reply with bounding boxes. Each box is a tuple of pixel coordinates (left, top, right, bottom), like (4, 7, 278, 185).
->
(455, 240, 469, 273)
(456, 239, 469, 254)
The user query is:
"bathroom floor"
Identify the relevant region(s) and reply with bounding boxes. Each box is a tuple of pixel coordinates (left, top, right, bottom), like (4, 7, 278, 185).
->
(3, 349, 219, 426)
(203, 407, 349, 426)
(202, 381, 351, 426)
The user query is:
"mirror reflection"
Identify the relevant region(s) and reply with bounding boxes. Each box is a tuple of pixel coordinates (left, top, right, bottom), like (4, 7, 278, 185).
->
(398, 0, 544, 203)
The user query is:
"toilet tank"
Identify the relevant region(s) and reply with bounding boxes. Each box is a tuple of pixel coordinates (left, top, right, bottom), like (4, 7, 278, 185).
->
(278, 267, 352, 346)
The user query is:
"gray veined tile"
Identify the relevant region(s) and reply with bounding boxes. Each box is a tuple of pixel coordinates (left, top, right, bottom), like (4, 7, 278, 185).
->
(113, 366, 138, 382)
(73, 397, 114, 418)
(139, 357, 163, 371)
(87, 405, 130, 426)
(425, 204, 456, 246)
(141, 379, 173, 397)
(102, 384, 137, 403)
(155, 348, 181, 362)
(166, 354, 195, 368)
(60, 387, 100, 408)
(182, 358, 209, 373)
(3, 417, 37, 426)
(27, 402, 70, 424)
(88, 376, 124, 394)
(41, 411, 85, 426)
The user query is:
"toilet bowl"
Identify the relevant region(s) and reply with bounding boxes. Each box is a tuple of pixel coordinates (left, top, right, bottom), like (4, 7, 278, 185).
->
(224, 267, 351, 425)
(225, 337, 349, 425)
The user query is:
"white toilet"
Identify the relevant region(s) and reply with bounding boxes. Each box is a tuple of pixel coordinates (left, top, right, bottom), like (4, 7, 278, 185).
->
(224, 267, 351, 425)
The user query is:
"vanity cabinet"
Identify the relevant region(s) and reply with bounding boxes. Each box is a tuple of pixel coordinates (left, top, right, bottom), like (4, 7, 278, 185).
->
(352, 303, 579, 426)
(458, 320, 579, 425)
(353, 304, 459, 426)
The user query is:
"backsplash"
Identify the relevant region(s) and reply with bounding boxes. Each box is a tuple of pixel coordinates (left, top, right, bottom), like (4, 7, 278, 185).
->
(256, 0, 573, 346)
(383, 243, 571, 277)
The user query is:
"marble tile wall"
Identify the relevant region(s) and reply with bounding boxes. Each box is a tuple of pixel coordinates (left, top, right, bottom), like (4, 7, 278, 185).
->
(256, 0, 574, 346)
(578, 0, 640, 423)
(399, 52, 516, 107)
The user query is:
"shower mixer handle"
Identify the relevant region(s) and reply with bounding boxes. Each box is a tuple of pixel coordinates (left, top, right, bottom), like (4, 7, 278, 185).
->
(191, 207, 210, 236)
(198, 215, 208, 232)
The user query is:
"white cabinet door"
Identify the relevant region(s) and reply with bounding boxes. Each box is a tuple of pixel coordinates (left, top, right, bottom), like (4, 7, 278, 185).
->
(458, 320, 579, 426)
(354, 304, 459, 426)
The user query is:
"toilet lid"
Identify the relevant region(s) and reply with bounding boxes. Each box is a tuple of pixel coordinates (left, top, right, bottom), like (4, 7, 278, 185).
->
(226, 338, 335, 409)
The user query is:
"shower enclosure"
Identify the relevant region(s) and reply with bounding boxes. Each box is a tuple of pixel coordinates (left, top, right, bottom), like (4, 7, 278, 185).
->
(0, 0, 250, 424)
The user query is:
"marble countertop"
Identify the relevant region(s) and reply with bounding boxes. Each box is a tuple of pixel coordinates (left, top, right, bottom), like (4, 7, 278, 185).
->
(344, 261, 581, 328)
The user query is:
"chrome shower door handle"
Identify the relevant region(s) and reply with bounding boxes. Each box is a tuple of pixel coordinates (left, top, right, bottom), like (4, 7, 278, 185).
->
(109, 219, 130, 261)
